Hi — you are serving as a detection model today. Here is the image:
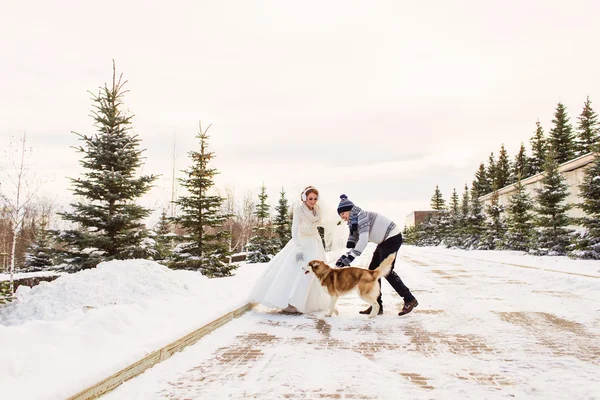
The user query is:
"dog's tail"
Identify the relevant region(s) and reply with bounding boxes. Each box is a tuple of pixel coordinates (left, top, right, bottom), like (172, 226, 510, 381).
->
(372, 253, 396, 280)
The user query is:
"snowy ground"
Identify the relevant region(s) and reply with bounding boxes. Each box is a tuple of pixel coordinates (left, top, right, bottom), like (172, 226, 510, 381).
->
(105, 245, 600, 400)
(1, 245, 599, 400)
(0, 259, 269, 400)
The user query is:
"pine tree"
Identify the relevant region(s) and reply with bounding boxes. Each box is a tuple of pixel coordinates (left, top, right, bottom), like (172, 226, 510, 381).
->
(504, 178, 534, 251)
(449, 189, 460, 216)
(23, 220, 54, 271)
(153, 209, 174, 262)
(473, 163, 492, 197)
(532, 151, 574, 255)
(402, 225, 417, 245)
(482, 191, 506, 250)
(57, 63, 157, 270)
(512, 143, 530, 184)
(487, 152, 498, 191)
(495, 144, 511, 189)
(170, 122, 234, 277)
(246, 184, 278, 263)
(445, 188, 461, 248)
(458, 183, 470, 248)
(572, 148, 600, 258)
(428, 185, 447, 246)
(575, 96, 599, 157)
(414, 215, 439, 247)
(529, 120, 547, 176)
(548, 102, 576, 164)
(430, 185, 445, 211)
(255, 183, 270, 224)
(466, 185, 486, 249)
(272, 188, 291, 250)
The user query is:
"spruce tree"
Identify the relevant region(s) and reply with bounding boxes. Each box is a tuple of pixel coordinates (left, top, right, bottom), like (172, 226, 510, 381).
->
(495, 144, 511, 189)
(473, 163, 492, 196)
(402, 225, 417, 245)
(412, 221, 427, 246)
(512, 143, 530, 184)
(529, 120, 547, 176)
(575, 96, 599, 157)
(430, 185, 446, 211)
(414, 215, 439, 247)
(504, 178, 534, 251)
(449, 189, 460, 216)
(246, 184, 278, 263)
(171, 122, 234, 277)
(459, 183, 470, 248)
(153, 209, 174, 262)
(572, 147, 600, 258)
(273, 187, 291, 250)
(482, 191, 506, 250)
(24, 221, 54, 271)
(466, 185, 486, 249)
(532, 151, 573, 255)
(428, 185, 448, 246)
(548, 102, 576, 164)
(255, 183, 270, 224)
(57, 63, 157, 270)
(487, 152, 498, 190)
(445, 188, 461, 248)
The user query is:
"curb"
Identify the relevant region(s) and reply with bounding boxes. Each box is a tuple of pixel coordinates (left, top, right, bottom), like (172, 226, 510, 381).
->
(67, 302, 255, 400)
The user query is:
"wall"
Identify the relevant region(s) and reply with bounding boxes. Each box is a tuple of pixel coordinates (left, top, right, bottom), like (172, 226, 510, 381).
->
(479, 153, 596, 221)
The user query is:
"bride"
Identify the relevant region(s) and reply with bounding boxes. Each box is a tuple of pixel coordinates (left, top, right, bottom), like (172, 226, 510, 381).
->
(250, 186, 345, 314)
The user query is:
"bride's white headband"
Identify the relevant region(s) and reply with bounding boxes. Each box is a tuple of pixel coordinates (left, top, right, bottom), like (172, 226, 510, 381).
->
(301, 187, 317, 202)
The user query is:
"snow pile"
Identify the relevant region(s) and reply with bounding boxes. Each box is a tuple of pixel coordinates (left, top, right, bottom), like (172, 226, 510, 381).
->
(0, 259, 267, 400)
(1, 259, 208, 325)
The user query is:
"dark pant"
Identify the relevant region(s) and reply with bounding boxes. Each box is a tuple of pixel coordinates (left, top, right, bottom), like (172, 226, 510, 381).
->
(368, 233, 415, 308)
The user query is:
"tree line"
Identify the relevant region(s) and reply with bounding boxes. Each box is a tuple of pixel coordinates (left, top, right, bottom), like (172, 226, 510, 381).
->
(0, 64, 295, 280)
(404, 100, 600, 259)
(472, 99, 597, 195)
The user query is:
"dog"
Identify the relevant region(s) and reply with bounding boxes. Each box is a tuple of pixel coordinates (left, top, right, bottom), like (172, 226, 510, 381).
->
(302, 254, 395, 318)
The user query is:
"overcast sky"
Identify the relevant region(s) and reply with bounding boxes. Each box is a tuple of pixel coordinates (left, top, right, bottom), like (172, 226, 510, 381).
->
(2, 0, 600, 228)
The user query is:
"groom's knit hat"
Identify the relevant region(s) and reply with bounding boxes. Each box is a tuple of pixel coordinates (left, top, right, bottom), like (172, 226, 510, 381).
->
(337, 194, 355, 214)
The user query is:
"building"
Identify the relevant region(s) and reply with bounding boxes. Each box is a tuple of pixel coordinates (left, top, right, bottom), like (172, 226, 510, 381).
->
(405, 210, 442, 229)
(479, 152, 596, 220)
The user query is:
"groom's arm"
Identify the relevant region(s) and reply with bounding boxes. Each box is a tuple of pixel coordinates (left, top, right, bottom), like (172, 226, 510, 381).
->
(336, 212, 370, 267)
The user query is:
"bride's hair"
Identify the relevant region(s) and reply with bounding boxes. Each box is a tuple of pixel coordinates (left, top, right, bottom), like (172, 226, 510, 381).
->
(301, 186, 319, 201)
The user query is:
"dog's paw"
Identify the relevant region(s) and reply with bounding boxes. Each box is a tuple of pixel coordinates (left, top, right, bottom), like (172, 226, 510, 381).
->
(324, 313, 332, 317)
(368, 313, 377, 319)
(334, 309, 339, 315)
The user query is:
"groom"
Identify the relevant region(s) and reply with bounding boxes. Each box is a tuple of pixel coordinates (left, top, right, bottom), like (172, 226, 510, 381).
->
(335, 194, 418, 316)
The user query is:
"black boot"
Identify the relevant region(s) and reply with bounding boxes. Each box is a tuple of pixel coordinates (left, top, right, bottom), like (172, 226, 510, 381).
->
(359, 306, 383, 315)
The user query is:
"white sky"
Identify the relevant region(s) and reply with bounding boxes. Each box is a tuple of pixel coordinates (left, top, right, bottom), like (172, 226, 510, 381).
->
(2, 0, 600, 227)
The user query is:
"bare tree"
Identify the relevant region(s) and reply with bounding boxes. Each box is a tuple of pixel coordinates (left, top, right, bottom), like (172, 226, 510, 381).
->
(239, 190, 256, 252)
(0, 133, 41, 296)
(222, 186, 236, 252)
(170, 132, 179, 218)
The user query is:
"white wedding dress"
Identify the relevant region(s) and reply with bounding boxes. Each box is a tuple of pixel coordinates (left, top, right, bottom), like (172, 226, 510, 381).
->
(250, 202, 347, 313)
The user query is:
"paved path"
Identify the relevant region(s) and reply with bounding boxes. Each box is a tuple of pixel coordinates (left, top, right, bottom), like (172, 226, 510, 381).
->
(104, 246, 600, 400)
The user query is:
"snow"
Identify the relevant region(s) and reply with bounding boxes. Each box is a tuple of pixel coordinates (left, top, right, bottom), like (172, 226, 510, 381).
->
(0, 270, 63, 281)
(0, 259, 268, 400)
(1, 245, 600, 400)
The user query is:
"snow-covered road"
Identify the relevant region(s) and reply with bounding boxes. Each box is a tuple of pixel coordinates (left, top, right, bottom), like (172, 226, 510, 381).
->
(102, 246, 600, 399)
